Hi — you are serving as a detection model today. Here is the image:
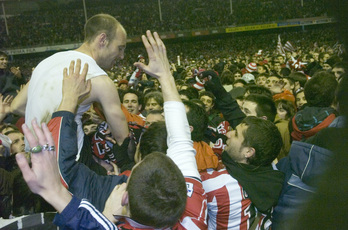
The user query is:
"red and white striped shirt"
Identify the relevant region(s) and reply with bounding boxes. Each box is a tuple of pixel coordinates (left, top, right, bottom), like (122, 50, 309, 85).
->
(201, 169, 256, 230)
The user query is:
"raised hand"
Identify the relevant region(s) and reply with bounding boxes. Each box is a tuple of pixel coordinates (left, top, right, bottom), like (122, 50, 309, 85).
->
(133, 31, 171, 81)
(59, 59, 91, 112)
(16, 119, 72, 212)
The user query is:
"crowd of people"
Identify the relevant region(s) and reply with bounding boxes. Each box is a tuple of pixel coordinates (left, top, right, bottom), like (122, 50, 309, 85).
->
(0, 0, 328, 48)
(0, 2, 347, 229)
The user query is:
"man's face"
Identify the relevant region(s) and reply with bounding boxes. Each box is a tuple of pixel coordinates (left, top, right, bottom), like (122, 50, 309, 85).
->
(296, 91, 307, 109)
(0, 55, 8, 70)
(283, 78, 294, 92)
(332, 67, 345, 81)
(145, 113, 164, 128)
(234, 72, 242, 80)
(256, 76, 267, 86)
(277, 56, 285, 64)
(145, 98, 162, 112)
(200, 95, 214, 113)
(265, 76, 280, 90)
(257, 66, 266, 74)
(273, 63, 281, 72)
(123, 93, 141, 114)
(225, 123, 249, 163)
(7, 132, 25, 155)
(241, 100, 258, 117)
(98, 27, 127, 70)
(322, 63, 331, 71)
(313, 52, 319, 61)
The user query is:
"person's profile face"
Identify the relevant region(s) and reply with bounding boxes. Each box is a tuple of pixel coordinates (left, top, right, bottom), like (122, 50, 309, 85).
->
(0, 55, 8, 70)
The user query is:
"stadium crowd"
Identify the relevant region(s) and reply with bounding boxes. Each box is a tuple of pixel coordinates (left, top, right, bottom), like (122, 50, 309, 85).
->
(0, 0, 347, 229)
(1, 0, 328, 48)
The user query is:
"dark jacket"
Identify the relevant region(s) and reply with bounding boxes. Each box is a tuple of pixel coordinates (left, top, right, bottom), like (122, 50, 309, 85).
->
(272, 141, 333, 229)
(51, 111, 128, 212)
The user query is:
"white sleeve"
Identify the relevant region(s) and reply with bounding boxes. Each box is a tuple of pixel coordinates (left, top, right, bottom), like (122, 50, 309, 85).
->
(164, 101, 200, 179)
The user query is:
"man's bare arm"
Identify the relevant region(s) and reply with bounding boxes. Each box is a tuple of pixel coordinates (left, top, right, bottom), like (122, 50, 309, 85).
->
(10, 82, 29, 116)
(87, 76, 129, 145)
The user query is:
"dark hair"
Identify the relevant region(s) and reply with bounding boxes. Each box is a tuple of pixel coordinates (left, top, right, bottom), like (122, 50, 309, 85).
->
(244, 94, 277, 122)
(245, 94, 277, 122)
(280, 67, 291, 77)
(183, 100, 208, 142)
(275, 99, 296, 119)
(190, 99, 205, 108)
(289, 72, 307, 87)
(199, 91, 216, 105)
(245, 85, 273, 98)
(220, 70, 235, 85)
(144, 91, 164, 108)
(241, 116, 282, 166)
(304, 71, 338, 107)
(121, 89, 143, 107)
(84, 14, 123, 43)
(0, 51, 8, 58)
(178, 86, 199, 100)
(127, 152, 187, 228)
(139, 121, 167, 158)
(233, 79, 247, 86)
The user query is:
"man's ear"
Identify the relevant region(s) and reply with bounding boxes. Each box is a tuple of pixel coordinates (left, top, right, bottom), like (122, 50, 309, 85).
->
(99, 33, 108, 47)
(189, 125, 194, 133)
(245, 147, 255, 158)
(121, 191, 129, 206)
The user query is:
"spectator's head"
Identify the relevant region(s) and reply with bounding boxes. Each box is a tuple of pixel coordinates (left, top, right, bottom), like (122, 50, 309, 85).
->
(118, 79, 129, 90)
(289, 72, 307, 92)
(295, 88, 307, 110)
(183, 100, 208, 142)
(275, 99, 296, 120)
(125, 121, 186, 228)
(233, 79, 247, 88)
(84, 14, 126, 70)
(242, 94, 277, 122)
(257, 64, 268, 74)
(0, 51, 8, 70)
(225, 116, 282, 166)
(265, 75, 281, 93)
(145, 110, 164, 128)
(121, 89, 143, 115)
(280, 67, 291, 77)
(244, 85, 272, 98)
(233, 70, 243, 81)
(4, 130, 25, 155)
(255, 73, 269, 86)
(127, 152, 186, 228)
(304, 71, 338, 107)
(199, 91, 215, 113)
(273, 62, 281, 73)
(282, 77, 295, 93)
(144, 91, 163, 112)
(332, 62, 348, 82)
(220, 70, 234, 85)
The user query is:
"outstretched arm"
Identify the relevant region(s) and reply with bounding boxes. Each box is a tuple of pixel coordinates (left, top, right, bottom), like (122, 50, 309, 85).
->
(135, 31, 199, 178)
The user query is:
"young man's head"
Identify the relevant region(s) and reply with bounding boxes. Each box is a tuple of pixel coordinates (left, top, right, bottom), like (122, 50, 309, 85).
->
(225, 116, 282, 166)
(332, 62, 348, 82)
(84, 14, 127, 70)
(121, 89, 143, 114)
(183, 100, 208, 142)
(127, 152, 187, 228)
(242, 94, 277, 122)
(199, 91, 215, 113)
(304, 71, 338, 107)
(256, 73, 269, 86)
(144, 91, 163, 112)
(5, 130, 25, 155)
(0, 51, 8, 70)
(145, 110, 164, 128)
(130, 121, 186, 228)
(288, 72, 307, 92)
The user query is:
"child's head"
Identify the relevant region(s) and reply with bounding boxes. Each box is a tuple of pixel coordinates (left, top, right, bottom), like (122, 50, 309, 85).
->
(275, 99, 296, 120)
